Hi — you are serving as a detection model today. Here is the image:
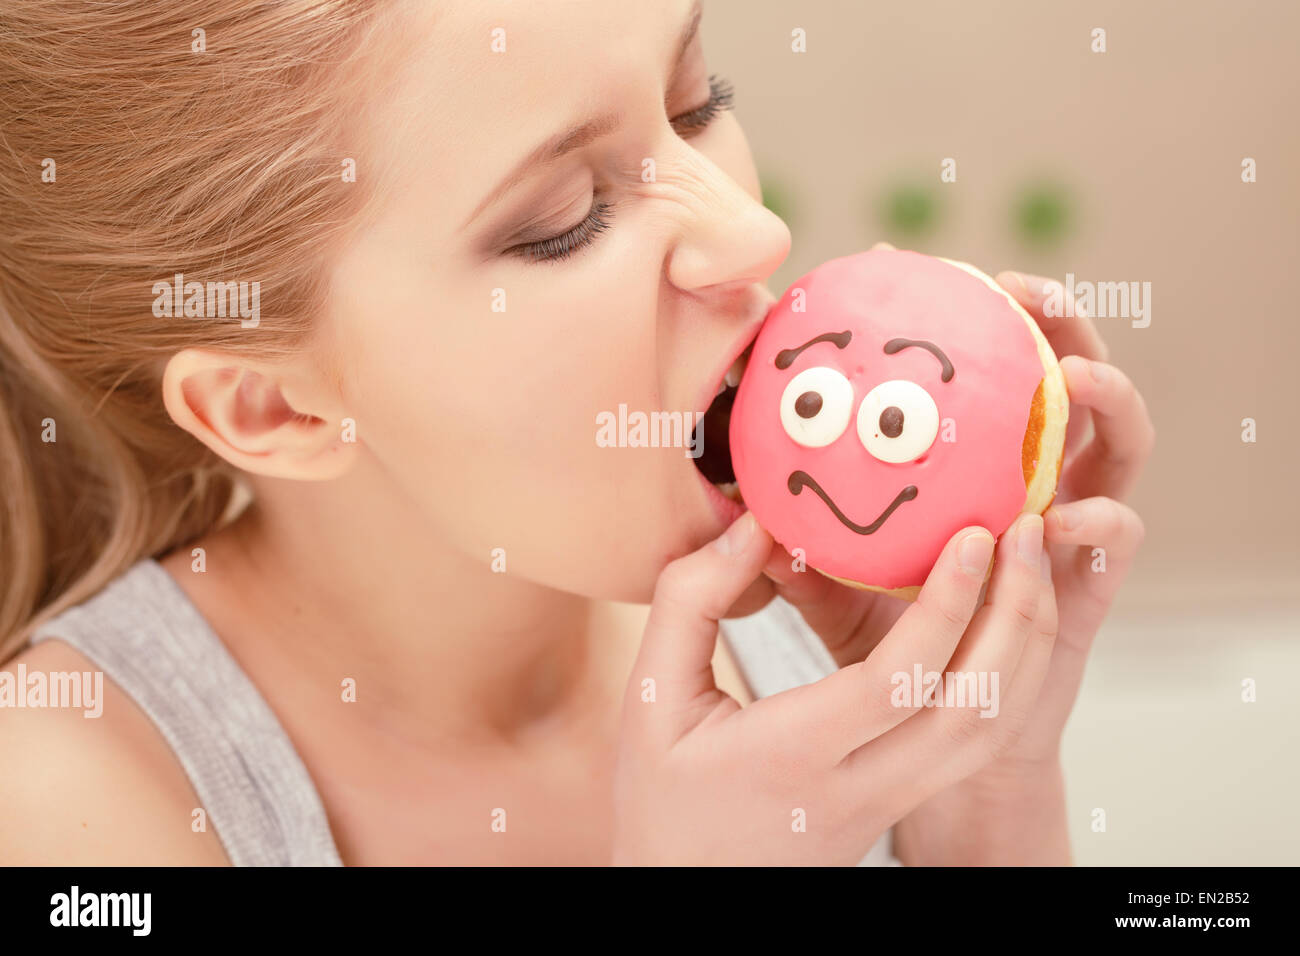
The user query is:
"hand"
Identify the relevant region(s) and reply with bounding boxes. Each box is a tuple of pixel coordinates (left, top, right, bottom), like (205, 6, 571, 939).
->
(727, 252, 1152, 763)
(612, 510, 1057, 865)
(721, 249, 1154, 864)
(981, 268, 1154, 766)
(891, 269, 1153, 865)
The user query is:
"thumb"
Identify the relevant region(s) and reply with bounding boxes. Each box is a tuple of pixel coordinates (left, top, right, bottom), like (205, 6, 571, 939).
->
(626, 512, 773, 742)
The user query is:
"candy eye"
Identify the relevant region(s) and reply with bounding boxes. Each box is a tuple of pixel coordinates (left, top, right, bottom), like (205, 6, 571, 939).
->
(857, 380, 939, 463)
(779, 366, 854, 447)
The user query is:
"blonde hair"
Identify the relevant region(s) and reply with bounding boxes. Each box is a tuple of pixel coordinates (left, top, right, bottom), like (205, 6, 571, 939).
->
(0, 1, 397, 658)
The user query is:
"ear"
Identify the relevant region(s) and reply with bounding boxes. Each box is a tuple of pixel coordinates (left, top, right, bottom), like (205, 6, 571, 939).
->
(161, 348, 358, 480)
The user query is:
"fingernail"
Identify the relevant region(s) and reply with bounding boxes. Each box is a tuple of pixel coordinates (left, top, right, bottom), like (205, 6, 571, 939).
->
(958, 531, 995, 577)
(715, 511, 756, 556)
(998, 271, 1028, 294)
(1016, 274, 1060, 298)
(1089, 359, 1108, 383)
(1017, 514, 1044, 567)
(1040, 548, 1053, 581)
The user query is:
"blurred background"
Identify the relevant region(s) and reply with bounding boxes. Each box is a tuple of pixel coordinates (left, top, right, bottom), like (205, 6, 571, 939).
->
(707, 0, 1299, 864)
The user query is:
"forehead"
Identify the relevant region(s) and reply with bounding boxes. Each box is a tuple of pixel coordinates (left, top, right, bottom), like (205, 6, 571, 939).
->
(351, 0, 693, 234)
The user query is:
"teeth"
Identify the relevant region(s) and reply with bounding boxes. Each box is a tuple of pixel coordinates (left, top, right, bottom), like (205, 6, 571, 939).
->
(717, 379, 728, 396)
(724, 349, 750, 389)
(716, 481, 741, 501)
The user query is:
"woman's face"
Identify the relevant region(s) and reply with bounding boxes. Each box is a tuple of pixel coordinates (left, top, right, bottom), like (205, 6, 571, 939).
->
(327, 0, 790, 601)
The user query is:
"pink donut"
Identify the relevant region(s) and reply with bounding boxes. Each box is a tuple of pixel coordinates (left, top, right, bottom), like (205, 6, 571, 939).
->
(729, 249, 1068, 597)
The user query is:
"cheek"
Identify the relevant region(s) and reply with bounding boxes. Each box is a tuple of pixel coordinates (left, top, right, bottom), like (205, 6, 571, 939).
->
(328, 242, 701, 598)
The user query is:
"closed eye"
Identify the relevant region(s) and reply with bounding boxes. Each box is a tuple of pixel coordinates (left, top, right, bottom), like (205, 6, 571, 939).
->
(670, 75, 734, 137)
(504, 200, 614, 264)
(505, 74, 737, 264)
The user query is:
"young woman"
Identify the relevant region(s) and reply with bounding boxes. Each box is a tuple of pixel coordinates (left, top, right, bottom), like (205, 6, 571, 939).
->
(0, 0, 1151, 865)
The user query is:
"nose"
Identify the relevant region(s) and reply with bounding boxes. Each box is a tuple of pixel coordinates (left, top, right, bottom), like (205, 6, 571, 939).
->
(664, 149, 792, 294)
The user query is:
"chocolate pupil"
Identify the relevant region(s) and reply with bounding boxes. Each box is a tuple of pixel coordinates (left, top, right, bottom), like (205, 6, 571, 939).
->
(794, 391, 822, 419)
(879, 405, 904, 438)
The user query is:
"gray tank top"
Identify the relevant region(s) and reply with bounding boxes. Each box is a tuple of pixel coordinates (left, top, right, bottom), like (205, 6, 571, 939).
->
(30, 559, 899, 867)
(30, 560, 341, 866)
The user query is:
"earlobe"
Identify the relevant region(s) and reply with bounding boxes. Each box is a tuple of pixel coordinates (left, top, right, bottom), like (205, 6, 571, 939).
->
(161, 348, 357, 481)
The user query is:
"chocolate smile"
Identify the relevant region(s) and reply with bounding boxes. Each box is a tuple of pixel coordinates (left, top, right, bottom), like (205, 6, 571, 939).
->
(787, 471, 917, 535)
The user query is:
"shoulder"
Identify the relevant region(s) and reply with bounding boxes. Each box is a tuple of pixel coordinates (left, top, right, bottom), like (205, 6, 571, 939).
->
(0, 638, 229, 865)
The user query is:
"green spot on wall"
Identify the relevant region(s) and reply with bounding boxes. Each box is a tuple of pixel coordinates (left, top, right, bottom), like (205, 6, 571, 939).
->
(761, 178, 795, 225)
(878, 183, 939, 238)
(1013, 182, 1073, 246)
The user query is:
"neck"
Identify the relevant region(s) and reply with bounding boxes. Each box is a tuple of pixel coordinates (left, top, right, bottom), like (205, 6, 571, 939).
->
(174, 458, 624, 745)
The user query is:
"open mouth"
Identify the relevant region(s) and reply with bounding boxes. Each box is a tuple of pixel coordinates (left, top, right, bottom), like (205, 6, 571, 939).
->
(692, 342, 753, 503)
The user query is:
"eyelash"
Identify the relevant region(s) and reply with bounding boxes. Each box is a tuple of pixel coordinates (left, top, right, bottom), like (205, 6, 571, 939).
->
(507, 74, 736, 264)
(671, 74, 735, 134)
(508, 200, 615, 264)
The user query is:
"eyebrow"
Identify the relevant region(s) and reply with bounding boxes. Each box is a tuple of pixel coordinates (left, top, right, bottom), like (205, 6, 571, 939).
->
(775, 330, 852, 369)
(883, 338, 955, 382)
(463, 0, 704, 230)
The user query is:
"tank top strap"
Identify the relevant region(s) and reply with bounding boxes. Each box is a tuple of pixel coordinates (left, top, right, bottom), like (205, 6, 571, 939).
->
(30, 560, 342, 866)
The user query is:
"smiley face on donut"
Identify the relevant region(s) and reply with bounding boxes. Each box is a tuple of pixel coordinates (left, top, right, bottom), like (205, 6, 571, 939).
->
(729, 249, 1068, 597)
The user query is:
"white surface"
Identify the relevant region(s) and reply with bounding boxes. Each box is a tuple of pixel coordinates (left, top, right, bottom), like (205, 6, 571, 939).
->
(1062, 604, 1300, 865)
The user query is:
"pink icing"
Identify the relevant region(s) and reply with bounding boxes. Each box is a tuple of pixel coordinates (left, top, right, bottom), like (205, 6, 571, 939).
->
(729, 249, 1044, 590)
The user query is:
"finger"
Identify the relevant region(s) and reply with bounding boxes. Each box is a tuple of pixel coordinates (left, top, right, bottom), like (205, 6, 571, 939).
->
(1062, 404, 1095, 463)
(1032, 497, 1145, 732)
(758, 544, 878, 660)
(1045, 496, 1146, 556)
(726, 538, 881, 644)
(897, 545, 1062, 774)
(970, 548, 1061, 762)
(1045, 496, 1146, 627)
(1057, 356, 1155, 501)
(1011, 541, 1092, 756)
(761, 543, 843, 607)
(722, 567, 777, 619)
(757, 526, 995, 766)
(839, 514, 1046, 787)
(627, 512, 774, 744)
(980, 512, 1045, 611)
(995, 270, 1110, 363)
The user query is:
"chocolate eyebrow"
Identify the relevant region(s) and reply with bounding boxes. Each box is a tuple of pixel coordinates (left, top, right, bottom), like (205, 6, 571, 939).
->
(883, 338, 955, 382)
(775, 330, 852, 370)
